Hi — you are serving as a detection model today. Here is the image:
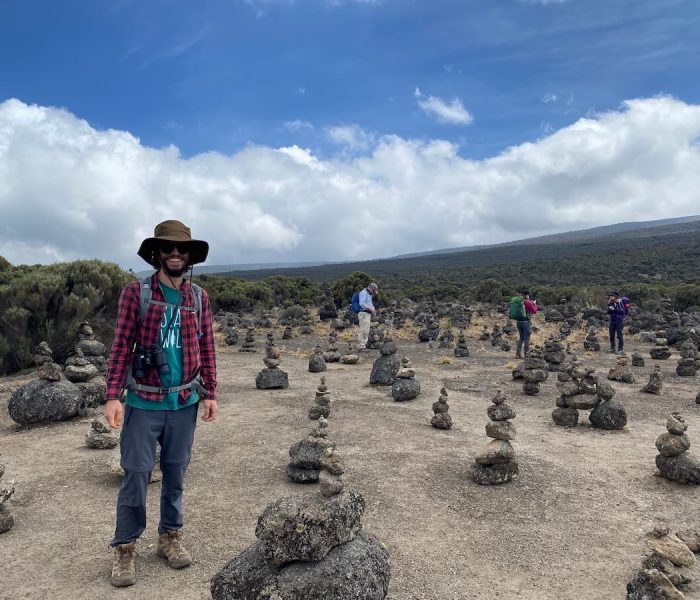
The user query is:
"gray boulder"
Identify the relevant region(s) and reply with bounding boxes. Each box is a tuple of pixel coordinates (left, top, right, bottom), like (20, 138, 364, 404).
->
(589, 399, 627, 430)
(308, 355, 326, 373)
(391, 378, 421, 402)
(75, 379, 107, 406)
(8, 379, 87, 425)
(656, 454, 700, 485)
(626, 568, 684, 600)
(552, 407, 579, 427)
(470, 461, 519, 485)
(370, 354, 401, 386)
(255, 368, 289, 390)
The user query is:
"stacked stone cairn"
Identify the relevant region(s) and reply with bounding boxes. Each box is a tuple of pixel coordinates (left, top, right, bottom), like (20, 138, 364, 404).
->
(211, 449, 390, 600)
(655, 413, 700, 485)
(589, 379, 627, 430)
(74, 321, 107, 372)
(583, 327, 601, 351)
(239, 326, 257, 352)
(502, 321, 516, 336)
(608, 355, 636, 384)
(318, 286, 338, 321)
(224, 326, 239, 346)
(454, 329, 470, 358)
(437, 328, 454, 349)
(64, 348, 99, 383)
(282, 325, 293, 340)
(632, 352, 645, 367)
(86, 416, 119, 449)
(650, 340, 672, 360)
(8, 342, 91, 425)
(308, 344, 327, 373)
(543, 336, 566, 371)
(299, 310, 314, 335)
(558, 321, 572, 339)
(430, 386, 452, 429)
(391, 357, 421, 402)
(287, 416, 336, 483)
(478, 326, 491, 341)
(490, 323, 503, 347)
(626, 526, 698, 599)
(309, 377, 331, 420)
(366, 324, 385, 350)
(471, 390, 518, 485)
(256, 333, 289, 389)
(418, 317, 440, 343)
(0, 463, 15, 533)
(323, 331, 341, 363)
(676, 340, 698, 377)
(370, 334, 401, 386)
(340, 343, 360, 365)
(521, 346, 549, 395)
(641, 366, 663, 395)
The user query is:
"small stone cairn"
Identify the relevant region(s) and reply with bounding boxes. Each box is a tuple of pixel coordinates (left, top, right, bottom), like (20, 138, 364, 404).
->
(370, 334, 401, 386)
(632, 352, 645, 367)
(299, 311, 314, 335)
(318, 286, 339, 321)
(74, 321, 108, 372)
(641, 365, 663, 395)
(418, 317, 440, 342)
(281, 325, 293, 340)
(238, 326, 257, 352)
(437, 328, 454, 349)
(287, 417, 336, 483)
(366, 324, 384, 350)
(0, 463, 15, 533)
(256, 333, 289, 389)
(309, 377, 331, 420)
(454, 329, 470, 358)
(340, 343, 360, 365)
(64, 348, 99, 383)
(471, 390, 518, 485)
(430, 386, 452, 429)
(584, 327, 601, 351)
(308, 344, 327, 373)
(521, 346, 549, 395)
(212, 448, 390, 600)
(391, 357, 421, 402)
(86, 416, 119, 449)
(650, 340, 672, 360)
(543, 336, 566, 371)
(224, 326, 239, 346)
(676, 340, 698, 377)
(608, 355, 636, 384)
(478, 326, 491, 341)
(323, 331, 341, 363)
(490, 323, 503, 347)
(655, 413, 700, 485)
(626, 526, 698, 599)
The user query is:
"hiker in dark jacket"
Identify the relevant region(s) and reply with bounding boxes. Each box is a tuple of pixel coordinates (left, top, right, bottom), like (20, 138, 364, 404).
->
(607, 290, 630, 355)
(511, 288, 538, 358)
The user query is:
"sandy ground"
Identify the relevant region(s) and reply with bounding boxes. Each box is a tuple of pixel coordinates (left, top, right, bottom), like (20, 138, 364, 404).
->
(1, 317, 700, 600)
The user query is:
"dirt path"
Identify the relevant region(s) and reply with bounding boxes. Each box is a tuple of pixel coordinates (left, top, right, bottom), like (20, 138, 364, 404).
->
(1, 324, 700, 599)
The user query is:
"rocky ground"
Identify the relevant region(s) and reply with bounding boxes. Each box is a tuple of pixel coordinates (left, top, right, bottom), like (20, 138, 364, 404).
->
(1, 316, 700, 600)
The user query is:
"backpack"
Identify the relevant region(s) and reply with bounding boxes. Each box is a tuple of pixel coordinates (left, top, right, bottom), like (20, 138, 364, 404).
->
(139, 276, 203, 338)
(351, 291, 361, 314)
(508, 296, 526, 320)
(620, 296, 631, 316)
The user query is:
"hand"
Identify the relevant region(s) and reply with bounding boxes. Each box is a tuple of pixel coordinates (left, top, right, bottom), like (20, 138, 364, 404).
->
(202, 399, 218, 422)
(104, 399, 123, 429)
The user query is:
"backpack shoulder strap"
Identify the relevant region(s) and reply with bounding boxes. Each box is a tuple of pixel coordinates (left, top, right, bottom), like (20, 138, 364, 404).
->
(138, 276, 152, 324)
(191, 282, 203, 337)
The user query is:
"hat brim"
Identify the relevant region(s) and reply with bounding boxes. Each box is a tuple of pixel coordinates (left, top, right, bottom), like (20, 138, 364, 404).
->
(137, 237, 209, 268)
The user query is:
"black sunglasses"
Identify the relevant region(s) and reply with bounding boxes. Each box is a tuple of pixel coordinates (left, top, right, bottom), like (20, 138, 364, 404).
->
(159, 241, 192, 254)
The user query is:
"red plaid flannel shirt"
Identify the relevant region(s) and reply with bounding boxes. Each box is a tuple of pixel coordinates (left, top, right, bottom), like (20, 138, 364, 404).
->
(106, 272, 217, 403)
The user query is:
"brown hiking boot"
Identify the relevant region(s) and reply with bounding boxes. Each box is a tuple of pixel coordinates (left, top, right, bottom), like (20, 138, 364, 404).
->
(157, 530, 192, 568)
(111, 542, 136, 587)
(515, 351, 523, 359)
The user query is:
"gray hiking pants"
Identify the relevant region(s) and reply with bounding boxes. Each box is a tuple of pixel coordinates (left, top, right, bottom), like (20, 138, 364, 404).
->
(516, 320, 531, 355)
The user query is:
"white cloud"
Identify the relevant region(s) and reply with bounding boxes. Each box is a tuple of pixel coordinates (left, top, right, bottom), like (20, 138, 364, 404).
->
(414, 88, 474, 125)
(283, 119, 314, 132)
(326, 124, 376, 151)
(541, 92, 558, 104)
(1, 96, 699, 268)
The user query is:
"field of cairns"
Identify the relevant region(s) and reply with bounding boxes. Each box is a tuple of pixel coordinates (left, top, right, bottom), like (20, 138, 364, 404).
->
(2, 297, 700, 600)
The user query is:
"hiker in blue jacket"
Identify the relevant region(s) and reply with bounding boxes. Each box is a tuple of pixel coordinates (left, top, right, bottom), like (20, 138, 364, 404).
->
(356, 282, 378, 348)
(607, 290, 630, 355)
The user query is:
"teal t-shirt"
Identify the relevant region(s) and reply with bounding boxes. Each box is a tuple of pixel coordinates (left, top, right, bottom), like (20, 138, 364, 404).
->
(126, 283, 199, 411)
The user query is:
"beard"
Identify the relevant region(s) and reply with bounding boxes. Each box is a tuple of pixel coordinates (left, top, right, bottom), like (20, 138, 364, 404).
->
(160, 258, 189, 278)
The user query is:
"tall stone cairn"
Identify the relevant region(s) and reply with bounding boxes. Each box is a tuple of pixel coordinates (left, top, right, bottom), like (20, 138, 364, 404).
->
(655, 413, 700, 485)
(308, 344, 327, 373)
(309, 377, 331, 420)
(255, 333, 289, 389)
(430, 386, 452, 430)
(454, 329, 470, 358)
(238, 326, 257, 352)
(0, 463, 15, 533)
(323, 331, 341, 363)
(74, 321, 107, 372)
(543, 336, 566, 371)
(676, 340, 698, 377)
(471, 389, 518, 485)
(521, 346, 549, 395)
(391, 356, 421, 402)
(641, 365, 663, 395)
(369, 334, 401, 386)
(318, 286, 339, 321)
(583, 327, 601, 352)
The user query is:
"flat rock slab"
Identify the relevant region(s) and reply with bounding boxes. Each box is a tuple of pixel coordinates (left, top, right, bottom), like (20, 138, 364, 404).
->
(255, 369, 289, 389)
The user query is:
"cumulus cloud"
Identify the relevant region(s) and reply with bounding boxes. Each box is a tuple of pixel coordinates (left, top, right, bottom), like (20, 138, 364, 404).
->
(414, 88, 474, 125)
(0, 96, 699, 269)
(326, 124, 376, 151)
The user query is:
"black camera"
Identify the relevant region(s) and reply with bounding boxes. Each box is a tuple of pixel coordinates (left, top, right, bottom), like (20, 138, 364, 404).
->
(133, 344, 170, 378)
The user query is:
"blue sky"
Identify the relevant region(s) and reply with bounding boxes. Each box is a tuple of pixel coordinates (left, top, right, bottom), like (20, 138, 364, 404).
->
(0, 0, 699, 268)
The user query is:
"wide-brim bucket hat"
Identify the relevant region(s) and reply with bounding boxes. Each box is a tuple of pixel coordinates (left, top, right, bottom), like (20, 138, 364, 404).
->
(137, 220, 209, 267)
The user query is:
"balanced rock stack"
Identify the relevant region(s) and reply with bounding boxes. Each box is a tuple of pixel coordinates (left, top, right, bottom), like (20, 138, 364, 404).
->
(370, 334, 401, 386)
(650, 340, 672, 360)
(608, 356, 636, 384)
(318, 286, 338, 321)
(287, 417, 336, 483)
(340, 343, 360, 365)
(676, 340, 698, 377)
(437, 328, 454, 349)
(366, 324, 384, 350)
(454, 330, 470, 358)
(626, 526, 697, 599)
(418, 317, 440, 343)
(478, 326, 491, 341)
(238, 326, 257, 352)
(224, 326, 238, 346)
(86, 416, 119, 449)
(632, 352, 645, 367)
(490, 324, 503, 347)
(543, 336, 566, 371)
(0, 464, 15, 533)
(308, 344, 327, 373)
(74, 321, 108, 371)
(323, 331, 341, 363)
(309, 377, 331, 420)
(299, 311, 314, 335)
(430, 386, 452, 429)
(589, 379, 627, 430)
(391, 357, 421, 402)
(641, 366, 663, 395)
(256, 333, 289, 389)
(521, 346, 549, 395)
(655, 413, 700, 485)
(282, 325, 293, 340)
(583, 327, 601, 351)
(552, 361, 603, 428)
(64, 348, 99, 383)
(211, 460, 390, 600)
(471, 389, 518, 485)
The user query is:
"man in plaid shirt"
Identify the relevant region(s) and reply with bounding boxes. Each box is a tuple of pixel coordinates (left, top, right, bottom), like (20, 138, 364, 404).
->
(104, 220, 217, 587)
